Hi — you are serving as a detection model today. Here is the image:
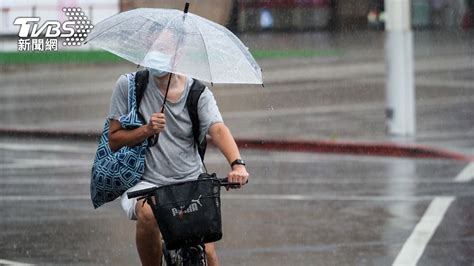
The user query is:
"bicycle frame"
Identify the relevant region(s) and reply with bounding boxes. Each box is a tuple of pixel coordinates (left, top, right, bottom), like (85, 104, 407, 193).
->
(163, 243, 207, 266)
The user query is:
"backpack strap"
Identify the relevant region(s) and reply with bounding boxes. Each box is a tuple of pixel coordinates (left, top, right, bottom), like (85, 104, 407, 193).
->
(186, 79, 207, 167)
(135, 69, 149, 118)
(134, 69, 158, 147)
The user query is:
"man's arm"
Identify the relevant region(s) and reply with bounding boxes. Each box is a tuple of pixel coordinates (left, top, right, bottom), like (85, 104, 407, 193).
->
(208, 122, 249, 185)
(108, 112, 166, 152)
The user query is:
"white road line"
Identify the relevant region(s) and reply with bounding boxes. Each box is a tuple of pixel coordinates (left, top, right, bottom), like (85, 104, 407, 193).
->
(0, 143, 93, 154)
(0, 195, 90, 202)
(392, 197, 455, 266)
(0, 159, 91, 170)
(222, 95, 474, 119)
(222, 194, 436, 202)
(0, 194, 437, 202)
(0, 178, 89, 185)
(0, 259, 34, 265)
(454, 163, 474, 183)
(247, 178, 456, 185)
(393, 162, 473, 265)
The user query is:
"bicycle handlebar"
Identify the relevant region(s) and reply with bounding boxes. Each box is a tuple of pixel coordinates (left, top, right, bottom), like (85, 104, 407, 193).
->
(126, 178, 245, 199)
(127, 186, 159, 199)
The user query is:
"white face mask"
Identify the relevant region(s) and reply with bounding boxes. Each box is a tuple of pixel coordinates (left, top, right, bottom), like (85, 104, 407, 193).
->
(143, 51, 172, 77)
(148, 67, 168, 78)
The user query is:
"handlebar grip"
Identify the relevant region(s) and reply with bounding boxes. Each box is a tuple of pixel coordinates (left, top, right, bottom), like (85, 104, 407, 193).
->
(127, 186, 158, 199)
(218, 178, 248, 187)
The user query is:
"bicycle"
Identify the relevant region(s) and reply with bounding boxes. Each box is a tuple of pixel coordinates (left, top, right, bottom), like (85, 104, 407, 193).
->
(127, 176, 241, 266)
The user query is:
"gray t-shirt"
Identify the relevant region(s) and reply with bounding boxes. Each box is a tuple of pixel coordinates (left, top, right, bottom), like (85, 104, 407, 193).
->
(108, 74, 223, 186)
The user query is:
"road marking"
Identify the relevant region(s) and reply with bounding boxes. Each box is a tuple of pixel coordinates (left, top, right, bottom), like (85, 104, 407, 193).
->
(222, 95, 474, 119)
(454, 163, 474, 183)
(0, 194, 437, 203)
(223, 194, 437, 202)
(0, 159, 91, 170)
(1, 160, 91, 170)
(247, 178, 456, 185)
(0, 178, 89, 185)
(0, 143, 93, 154)
(393, 162, 473, 265)
(0, 259, 34, 265)
(392, 196, 454, 266)
(0, 195, 90, 202)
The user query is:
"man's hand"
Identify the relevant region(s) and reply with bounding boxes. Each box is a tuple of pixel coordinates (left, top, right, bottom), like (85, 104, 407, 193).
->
(227, 165, 249, 187)
(146, 112, 166, 135)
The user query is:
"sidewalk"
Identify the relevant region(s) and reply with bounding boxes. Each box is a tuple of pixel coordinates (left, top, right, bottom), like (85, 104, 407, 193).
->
(1, 30, 473, 160)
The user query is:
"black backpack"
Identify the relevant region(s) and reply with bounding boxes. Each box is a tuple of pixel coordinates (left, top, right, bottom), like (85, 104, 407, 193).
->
(134, 70, 208, 163)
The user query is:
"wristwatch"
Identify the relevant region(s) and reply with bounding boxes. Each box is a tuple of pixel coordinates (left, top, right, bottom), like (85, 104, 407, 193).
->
(230, 159, 246, 168)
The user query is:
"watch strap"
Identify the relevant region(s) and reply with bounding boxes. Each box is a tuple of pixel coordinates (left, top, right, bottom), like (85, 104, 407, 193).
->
(231, 159, 245, 168)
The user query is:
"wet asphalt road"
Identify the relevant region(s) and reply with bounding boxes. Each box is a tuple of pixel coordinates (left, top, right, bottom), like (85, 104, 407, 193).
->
(1, 30, 474, 265)
(0, 137, 473, 265)
(1, 31, 474, 156)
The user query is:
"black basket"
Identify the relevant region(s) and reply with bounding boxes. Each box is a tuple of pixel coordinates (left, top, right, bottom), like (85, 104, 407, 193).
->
(148, 177, 222, 250)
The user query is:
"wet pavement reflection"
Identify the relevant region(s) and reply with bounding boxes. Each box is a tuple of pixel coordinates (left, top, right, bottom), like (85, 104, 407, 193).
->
(0, 137, 472, 265)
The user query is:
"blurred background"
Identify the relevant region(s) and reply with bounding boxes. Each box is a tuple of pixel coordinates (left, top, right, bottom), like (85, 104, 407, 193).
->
(1, 0, 473, 34)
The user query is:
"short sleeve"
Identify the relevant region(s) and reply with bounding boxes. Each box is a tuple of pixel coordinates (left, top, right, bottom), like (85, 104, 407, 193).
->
(198, 87, 223, 142)
(108, 75, 129, 121)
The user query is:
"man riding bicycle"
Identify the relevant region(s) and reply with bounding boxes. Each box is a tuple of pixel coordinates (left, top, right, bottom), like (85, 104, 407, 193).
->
(107, 49, 249, 265)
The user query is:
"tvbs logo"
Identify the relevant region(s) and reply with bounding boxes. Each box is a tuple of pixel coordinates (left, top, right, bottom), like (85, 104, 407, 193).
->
(15, 17, 76, 38)
(13, 7, 93, 51)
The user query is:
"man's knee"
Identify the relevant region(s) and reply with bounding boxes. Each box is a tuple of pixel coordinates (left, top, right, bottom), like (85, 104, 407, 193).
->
(136, 200, 158, 229)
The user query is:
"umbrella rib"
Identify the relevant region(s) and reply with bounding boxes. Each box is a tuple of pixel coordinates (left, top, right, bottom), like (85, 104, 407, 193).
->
(194, 17, 262, 83)
(126, 18, 153, 66)
(86, 16, 137, 44)
(188, 15, 214, 83)
(223, 31, 263, 84)
(194, 16, 262, 84)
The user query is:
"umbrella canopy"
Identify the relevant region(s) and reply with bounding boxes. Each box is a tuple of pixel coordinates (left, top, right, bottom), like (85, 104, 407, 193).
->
(86, 6, 263, 84)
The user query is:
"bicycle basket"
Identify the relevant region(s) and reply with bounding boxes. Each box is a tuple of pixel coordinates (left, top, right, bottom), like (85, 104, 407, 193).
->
(148, 177, 222, 250)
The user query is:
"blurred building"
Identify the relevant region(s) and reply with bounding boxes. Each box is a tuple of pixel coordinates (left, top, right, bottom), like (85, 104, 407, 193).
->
(367, 0, 469, 30)
(119, 0, 233, 26)
(0, 0, 232, 36)
(236, 0, 471, 31)
(237, 0, 335, 31)
(2, 0, 471, 37)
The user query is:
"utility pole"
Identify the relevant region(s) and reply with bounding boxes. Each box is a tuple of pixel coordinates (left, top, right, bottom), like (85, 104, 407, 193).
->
(385, 0, 415, 136)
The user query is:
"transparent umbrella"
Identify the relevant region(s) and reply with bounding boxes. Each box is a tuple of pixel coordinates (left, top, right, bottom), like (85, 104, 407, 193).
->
(85, 3, 263, 85)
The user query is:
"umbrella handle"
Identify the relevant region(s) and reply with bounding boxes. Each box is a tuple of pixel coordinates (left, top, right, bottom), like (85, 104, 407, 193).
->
(184, 2, 190, 14)
(147, 134, 159, 147)
(148, 73, 171, 147)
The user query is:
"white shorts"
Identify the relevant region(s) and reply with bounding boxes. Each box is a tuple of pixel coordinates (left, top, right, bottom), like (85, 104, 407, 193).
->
(120, 180, 157, 220)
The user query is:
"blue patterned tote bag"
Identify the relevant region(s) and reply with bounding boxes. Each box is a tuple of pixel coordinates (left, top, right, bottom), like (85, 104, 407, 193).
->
(91, 73, 148, 208)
